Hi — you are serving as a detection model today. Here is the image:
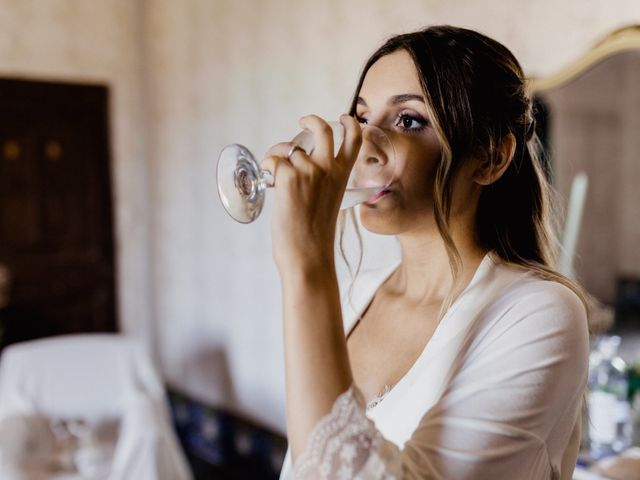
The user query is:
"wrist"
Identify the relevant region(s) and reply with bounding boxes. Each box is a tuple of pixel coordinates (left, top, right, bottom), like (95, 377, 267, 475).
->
(278, 254, 337, 289)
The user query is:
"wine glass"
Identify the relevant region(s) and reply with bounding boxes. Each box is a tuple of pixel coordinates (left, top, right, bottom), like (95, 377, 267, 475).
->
(217, 122, 396, 223)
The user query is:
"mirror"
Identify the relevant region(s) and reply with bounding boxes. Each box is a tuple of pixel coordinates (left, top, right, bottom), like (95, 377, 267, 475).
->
(529, 26, 640, 331)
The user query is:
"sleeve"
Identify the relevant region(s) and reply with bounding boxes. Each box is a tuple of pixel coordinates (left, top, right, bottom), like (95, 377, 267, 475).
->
(292, 281, 589, 480)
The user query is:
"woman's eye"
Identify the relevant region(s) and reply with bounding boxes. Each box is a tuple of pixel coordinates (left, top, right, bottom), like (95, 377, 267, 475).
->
(355, 115, 368, 125)
(396, 113, 426, 131)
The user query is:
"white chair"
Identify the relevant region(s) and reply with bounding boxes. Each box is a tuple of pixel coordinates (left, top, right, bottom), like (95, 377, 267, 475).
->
(0, 334, 192, 480)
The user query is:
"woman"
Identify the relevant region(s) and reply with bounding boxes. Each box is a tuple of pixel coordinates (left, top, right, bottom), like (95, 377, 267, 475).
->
(263, 25, 589, 479)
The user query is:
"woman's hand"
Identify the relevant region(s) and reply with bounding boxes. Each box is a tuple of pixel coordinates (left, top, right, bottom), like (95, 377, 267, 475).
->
(261, 114, 362, 276)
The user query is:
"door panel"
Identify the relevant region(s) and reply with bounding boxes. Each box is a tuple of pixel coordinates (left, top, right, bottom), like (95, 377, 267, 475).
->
(0, 79, 117, 346)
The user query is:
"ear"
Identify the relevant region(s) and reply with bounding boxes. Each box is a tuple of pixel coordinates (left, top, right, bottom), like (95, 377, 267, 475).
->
(473, 133, 516, 186)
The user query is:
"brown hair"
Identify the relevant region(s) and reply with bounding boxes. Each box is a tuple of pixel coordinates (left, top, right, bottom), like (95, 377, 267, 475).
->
(341, 25, 587, 310)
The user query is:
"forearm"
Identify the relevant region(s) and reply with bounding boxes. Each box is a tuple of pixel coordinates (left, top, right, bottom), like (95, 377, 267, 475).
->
(281, 260, 354, 461)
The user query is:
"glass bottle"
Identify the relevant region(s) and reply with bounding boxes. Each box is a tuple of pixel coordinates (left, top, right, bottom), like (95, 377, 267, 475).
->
(588, 335, 632, 459)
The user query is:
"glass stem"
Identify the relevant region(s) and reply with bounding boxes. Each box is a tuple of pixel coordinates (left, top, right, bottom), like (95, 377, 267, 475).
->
(259, 170, 275, 188)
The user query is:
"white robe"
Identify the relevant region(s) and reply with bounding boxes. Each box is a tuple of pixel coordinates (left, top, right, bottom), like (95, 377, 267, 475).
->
(280, 253, 589, 479)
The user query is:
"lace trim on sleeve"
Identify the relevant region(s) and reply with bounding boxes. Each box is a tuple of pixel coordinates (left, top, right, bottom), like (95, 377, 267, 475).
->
(293, 385, 402, 480)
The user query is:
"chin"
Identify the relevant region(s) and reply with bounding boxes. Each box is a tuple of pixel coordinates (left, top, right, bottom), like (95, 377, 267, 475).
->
(359, 206, 404, 235)
(359, 201, 436, 236)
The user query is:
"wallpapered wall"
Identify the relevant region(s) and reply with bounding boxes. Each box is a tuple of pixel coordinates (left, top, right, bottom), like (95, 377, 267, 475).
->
(1, 0, 639, 434)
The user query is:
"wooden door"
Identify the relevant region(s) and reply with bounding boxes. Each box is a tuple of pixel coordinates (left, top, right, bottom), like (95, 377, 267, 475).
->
(0, 79, 117, 347)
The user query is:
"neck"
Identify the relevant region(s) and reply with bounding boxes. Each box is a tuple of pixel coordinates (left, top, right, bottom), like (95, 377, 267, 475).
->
(390, 219, 488, 304)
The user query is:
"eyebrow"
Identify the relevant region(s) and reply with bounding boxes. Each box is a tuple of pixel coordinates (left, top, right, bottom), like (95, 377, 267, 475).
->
(356, 94, 426, 107)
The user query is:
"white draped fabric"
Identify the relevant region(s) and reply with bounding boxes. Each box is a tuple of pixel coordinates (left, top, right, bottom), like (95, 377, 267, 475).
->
(0, 334, 192, 480)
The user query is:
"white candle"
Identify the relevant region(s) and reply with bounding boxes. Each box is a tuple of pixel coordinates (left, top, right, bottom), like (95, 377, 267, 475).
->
(559, 172, 589, 278)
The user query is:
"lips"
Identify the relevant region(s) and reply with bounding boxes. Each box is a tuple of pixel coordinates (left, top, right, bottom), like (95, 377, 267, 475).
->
(365, 189, 392, 205)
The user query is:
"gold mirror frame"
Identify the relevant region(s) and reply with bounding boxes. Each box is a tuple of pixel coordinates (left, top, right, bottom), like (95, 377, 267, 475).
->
(528, 24, 640, 92)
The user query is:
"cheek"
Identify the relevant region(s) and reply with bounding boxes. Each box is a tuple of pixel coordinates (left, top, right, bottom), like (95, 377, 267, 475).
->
(398, 144, 440, 201)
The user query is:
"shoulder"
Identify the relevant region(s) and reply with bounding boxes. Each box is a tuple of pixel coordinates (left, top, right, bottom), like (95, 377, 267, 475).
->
(491, 261, 587, 326)
(471, 259, 589, 364)
(449, 261, 590, 414)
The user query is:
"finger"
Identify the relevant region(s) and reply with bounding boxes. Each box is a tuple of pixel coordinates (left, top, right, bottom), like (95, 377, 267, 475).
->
(265, 142, 299, 159)
(298, 115, 334, 168)
(338, 114, 363, 168)
(265, 142, 314, 172)
(260, 154, 296, 186)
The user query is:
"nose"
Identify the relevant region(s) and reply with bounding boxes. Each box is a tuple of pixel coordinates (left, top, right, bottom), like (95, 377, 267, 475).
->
(351, 125, 395, 188)
(357, 126, 390, 167)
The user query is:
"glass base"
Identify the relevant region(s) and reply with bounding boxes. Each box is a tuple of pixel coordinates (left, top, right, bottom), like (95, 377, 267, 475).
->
(217, 144, 266, 223)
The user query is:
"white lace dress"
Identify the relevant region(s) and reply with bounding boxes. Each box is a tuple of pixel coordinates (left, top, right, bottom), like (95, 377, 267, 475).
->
(279, 254, 589, 479)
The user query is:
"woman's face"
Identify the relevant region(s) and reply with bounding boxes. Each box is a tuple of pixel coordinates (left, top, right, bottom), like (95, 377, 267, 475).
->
(354, 49, 444, 235)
